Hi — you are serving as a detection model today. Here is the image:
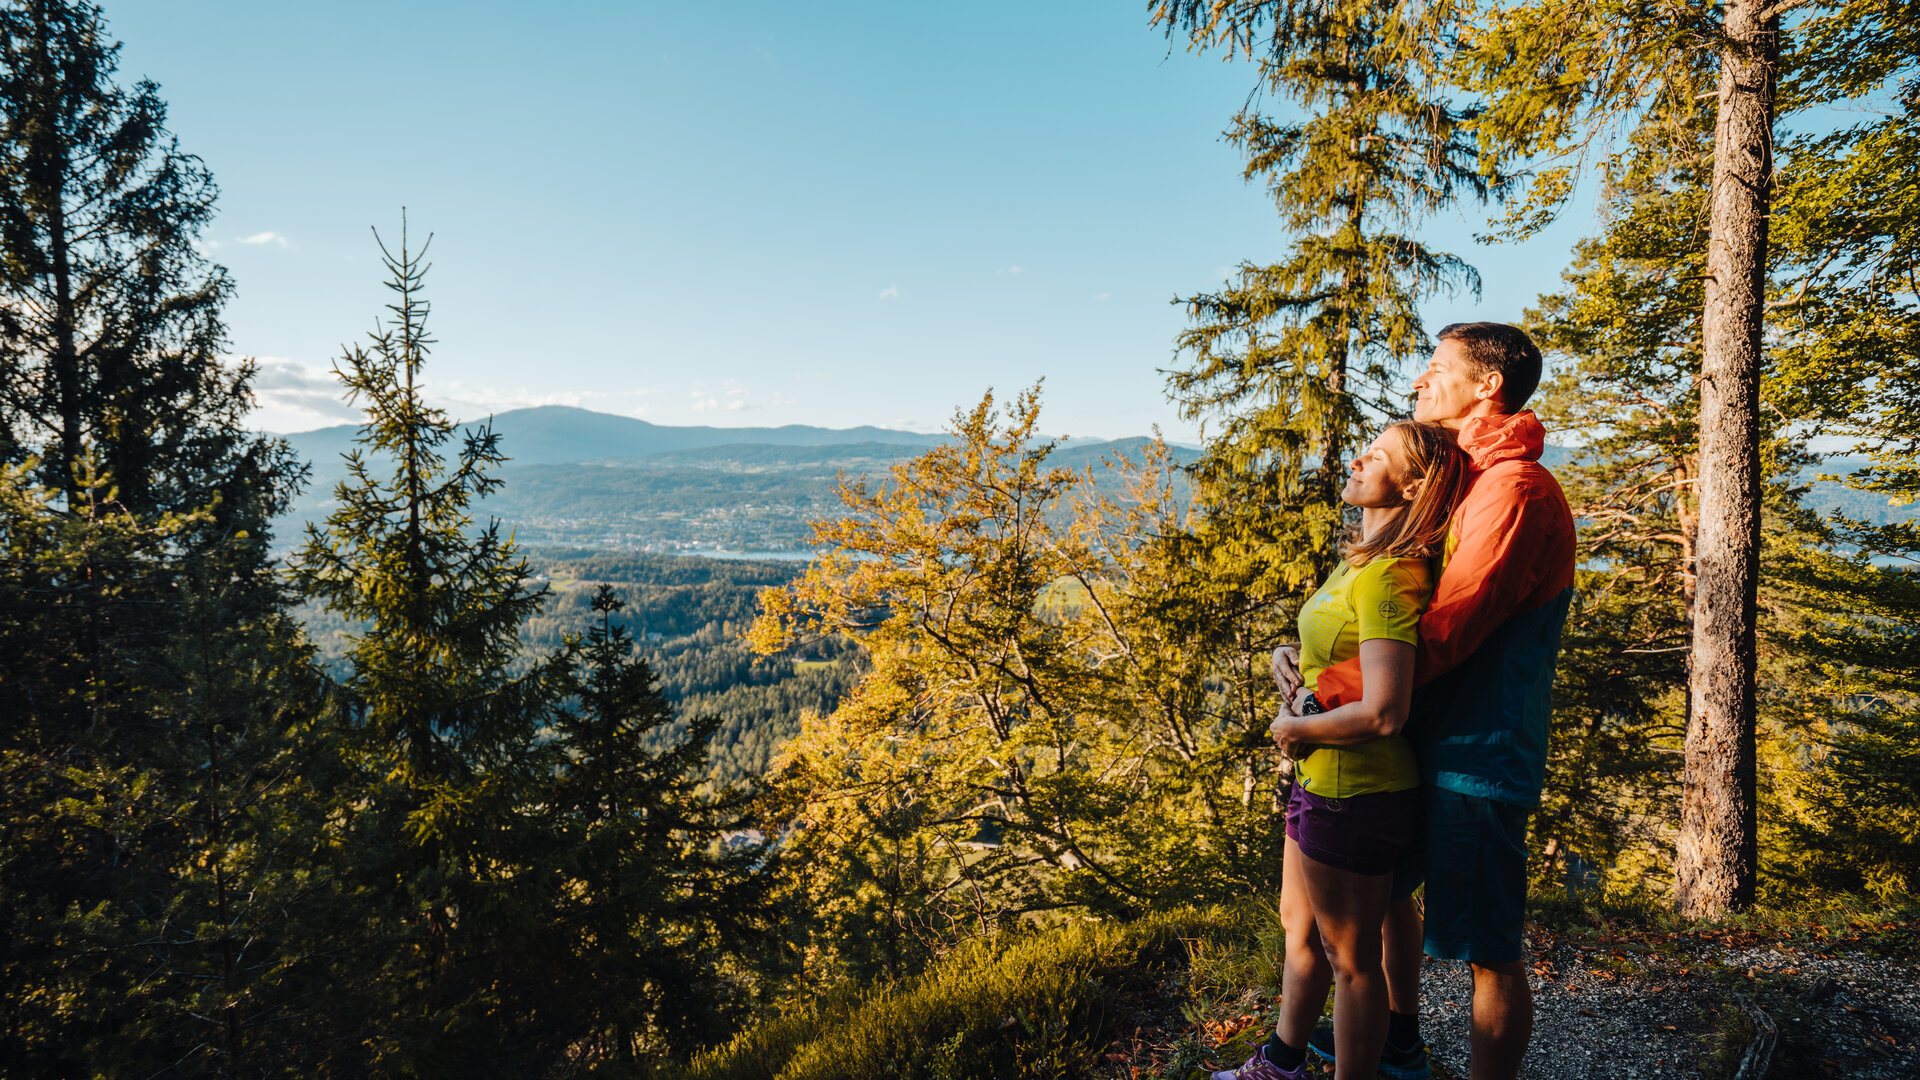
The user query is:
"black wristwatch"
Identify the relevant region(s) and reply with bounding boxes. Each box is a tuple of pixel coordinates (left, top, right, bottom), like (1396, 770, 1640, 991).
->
(1299, 692, 1324, 715)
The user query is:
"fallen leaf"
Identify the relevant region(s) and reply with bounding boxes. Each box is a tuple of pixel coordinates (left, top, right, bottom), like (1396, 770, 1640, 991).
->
(1578, 1008, 1599, 1018)
(1661, 1025, 1677, 1031)
(1875, 1033, 1897, 1046)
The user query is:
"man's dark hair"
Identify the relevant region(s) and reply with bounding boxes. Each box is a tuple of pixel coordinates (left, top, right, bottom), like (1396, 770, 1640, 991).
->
(1437, 322, 1543, 411)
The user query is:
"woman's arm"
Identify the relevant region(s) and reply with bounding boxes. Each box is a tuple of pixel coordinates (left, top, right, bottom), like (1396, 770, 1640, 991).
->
(1269, 637, 1413, 758)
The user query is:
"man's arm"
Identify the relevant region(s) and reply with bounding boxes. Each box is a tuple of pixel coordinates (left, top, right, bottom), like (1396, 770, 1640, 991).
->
(1313, 466, 1572, 709)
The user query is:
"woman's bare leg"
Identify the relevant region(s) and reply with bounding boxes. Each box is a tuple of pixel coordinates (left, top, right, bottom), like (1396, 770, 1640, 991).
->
(1297, 847, 1395, 1080)
(1277, 835, 1332, 1051)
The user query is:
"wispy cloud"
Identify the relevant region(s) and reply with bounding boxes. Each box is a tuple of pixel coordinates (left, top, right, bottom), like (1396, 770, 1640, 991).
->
(879, 283, 900, 299)
(689, 379, 759, 413)
(246, 357, 359, 422)
(1093, 292, 1110, 301)
(997, 265, 1024, 275)
(238, 231, 290, 248)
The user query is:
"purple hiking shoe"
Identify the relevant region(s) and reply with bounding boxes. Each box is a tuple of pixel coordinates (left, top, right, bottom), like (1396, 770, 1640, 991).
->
(1210, 1044, 1312, 1080)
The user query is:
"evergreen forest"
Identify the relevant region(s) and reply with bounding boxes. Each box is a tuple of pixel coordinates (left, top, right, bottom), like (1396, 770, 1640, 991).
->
(1, 1, 1916, 1077)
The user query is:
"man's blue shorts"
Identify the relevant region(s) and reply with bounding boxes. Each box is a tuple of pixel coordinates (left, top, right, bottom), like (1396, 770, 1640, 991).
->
(1389, 786, 1531, 966)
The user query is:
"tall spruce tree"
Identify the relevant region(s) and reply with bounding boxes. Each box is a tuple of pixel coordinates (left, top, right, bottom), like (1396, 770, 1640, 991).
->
(0, 0, 273, 520)
(290, 222, 564, 1073)
(531, 584, 772, 1064)
(0, 2, 319, 1072)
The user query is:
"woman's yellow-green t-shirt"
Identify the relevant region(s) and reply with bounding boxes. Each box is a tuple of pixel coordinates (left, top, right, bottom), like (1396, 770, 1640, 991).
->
(1293, 556, 1432, 798)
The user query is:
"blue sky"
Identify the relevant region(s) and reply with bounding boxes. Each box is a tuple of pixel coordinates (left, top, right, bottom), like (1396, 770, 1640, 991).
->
(111, 0, 1599, 442)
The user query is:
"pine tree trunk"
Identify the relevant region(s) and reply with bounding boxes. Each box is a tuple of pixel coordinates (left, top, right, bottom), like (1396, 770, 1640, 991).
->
(1676, 0, 1777, 918)
(49, 197, 82, 506)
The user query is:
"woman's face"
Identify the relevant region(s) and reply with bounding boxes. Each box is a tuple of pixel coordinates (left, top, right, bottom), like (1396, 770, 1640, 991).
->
(1342, 430, 1416, 509)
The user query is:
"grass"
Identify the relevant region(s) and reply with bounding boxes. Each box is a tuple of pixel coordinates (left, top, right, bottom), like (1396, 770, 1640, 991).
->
(1527, 887, 1920, 959)
(685, 908, 1243, 1080)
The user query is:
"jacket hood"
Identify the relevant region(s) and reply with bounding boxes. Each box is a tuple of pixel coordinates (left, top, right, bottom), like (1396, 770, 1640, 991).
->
(1455, 410, 1546, 472)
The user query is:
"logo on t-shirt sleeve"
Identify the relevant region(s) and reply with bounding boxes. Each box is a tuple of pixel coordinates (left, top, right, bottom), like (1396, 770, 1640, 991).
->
(1378, 599, 1400, 619)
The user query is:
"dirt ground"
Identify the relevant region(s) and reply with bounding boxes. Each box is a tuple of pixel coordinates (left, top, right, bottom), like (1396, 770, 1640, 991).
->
(1416, 923, 1918, 1080)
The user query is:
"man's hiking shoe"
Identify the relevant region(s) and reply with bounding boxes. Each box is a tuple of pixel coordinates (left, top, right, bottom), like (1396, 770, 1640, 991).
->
(1306, 1023, 1432, 1080)
(1210, 1044, 1311, 1080)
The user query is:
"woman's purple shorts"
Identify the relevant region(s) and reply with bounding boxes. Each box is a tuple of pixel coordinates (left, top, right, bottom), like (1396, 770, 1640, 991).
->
(1285, 781, 1422, 877)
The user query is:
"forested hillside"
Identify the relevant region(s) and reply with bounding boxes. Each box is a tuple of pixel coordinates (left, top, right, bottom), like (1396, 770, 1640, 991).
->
(299, 550, 857, 787)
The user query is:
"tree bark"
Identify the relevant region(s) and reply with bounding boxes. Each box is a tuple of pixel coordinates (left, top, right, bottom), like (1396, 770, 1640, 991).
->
(50, 195, 81, 507)
(1676, 0, 1777, 918)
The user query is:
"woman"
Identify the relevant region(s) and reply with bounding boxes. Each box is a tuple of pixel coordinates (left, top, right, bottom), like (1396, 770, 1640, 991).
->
(1214, 420, 1471, 1080)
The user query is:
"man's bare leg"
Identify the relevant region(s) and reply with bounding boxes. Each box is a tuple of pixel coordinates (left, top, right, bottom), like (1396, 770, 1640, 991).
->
(1381, 896, 1423, 1017)
(1468, 960, 1532, 1080)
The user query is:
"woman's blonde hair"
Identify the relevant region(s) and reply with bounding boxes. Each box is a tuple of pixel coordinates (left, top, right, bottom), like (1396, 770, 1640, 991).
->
(1342, 420, 1472, 567)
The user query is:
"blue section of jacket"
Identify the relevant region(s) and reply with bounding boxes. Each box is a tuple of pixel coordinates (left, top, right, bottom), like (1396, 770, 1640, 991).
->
(1406, 586, 1574, 808)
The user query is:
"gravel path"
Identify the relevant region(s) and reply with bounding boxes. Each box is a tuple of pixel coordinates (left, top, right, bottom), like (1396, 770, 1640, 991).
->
(1411, 926, 1920, 1080)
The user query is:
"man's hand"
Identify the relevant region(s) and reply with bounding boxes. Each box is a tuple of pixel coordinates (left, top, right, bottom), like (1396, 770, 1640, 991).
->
(1271, 644, 1301, 696)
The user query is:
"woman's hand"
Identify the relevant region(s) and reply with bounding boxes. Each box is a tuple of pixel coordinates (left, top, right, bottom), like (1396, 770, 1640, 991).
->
(1271, 644, 1302, 695)
(1268, 712, 1307, 760)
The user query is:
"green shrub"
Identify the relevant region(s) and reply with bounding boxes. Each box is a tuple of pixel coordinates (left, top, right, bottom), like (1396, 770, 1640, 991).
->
(687, 908, 1232, 1080)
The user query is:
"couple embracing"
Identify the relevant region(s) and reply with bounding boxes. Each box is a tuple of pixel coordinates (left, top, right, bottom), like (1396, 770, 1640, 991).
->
(1216, 323, 1577, 1080)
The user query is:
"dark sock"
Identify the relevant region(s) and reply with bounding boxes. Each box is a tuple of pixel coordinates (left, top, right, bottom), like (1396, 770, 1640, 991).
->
(1263, 1033, 1307, 1070)
(1386, 1009, 1420, 1049)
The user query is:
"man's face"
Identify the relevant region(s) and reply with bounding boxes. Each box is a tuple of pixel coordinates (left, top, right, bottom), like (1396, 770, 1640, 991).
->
(1411, 338, 1495, 427)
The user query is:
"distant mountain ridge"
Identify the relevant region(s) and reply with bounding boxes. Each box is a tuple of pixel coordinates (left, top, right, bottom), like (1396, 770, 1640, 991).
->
(278, 405, 948, 470)
(273, 408, 1193, 553)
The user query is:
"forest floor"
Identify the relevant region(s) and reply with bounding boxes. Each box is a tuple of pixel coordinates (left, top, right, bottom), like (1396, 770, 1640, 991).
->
(1106, 907, 1920, 1080)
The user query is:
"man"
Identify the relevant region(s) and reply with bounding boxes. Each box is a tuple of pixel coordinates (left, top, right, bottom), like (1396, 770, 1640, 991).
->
(1274, 322, 1575, 1080)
